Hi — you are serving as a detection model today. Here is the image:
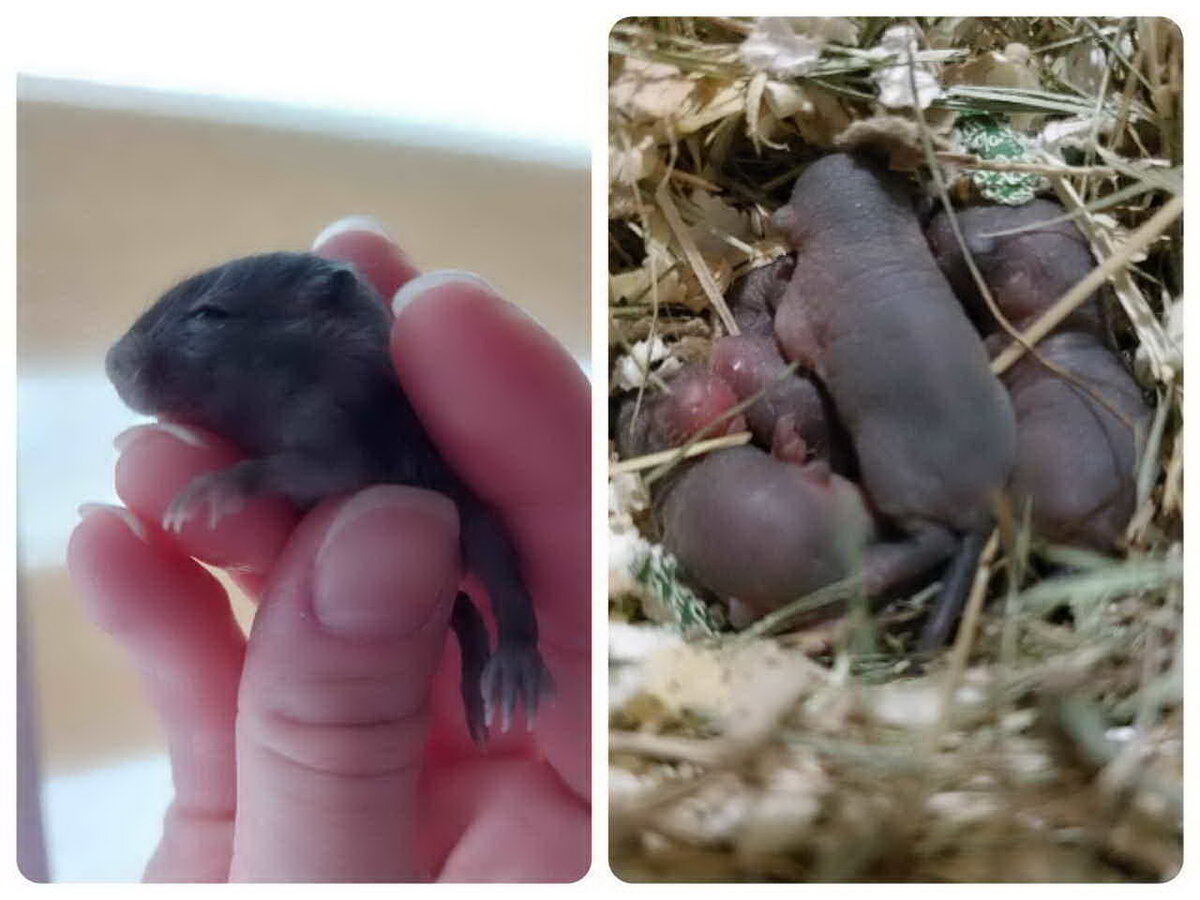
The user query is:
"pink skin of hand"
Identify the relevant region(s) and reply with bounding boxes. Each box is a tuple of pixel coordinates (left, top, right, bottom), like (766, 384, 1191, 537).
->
(67, 220, 590, 882)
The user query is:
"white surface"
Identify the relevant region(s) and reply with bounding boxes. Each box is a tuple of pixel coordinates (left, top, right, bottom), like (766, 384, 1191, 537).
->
(16, 3, 589, 168)
(42, 752, 172, 882)
(17, 370, 145, 571)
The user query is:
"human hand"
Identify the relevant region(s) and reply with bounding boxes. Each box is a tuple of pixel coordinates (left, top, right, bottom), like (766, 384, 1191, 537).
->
(67, 218, 590, 882)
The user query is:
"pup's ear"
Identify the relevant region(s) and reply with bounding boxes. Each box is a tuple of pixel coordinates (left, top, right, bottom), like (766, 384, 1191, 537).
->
(305, 263, 362, 307)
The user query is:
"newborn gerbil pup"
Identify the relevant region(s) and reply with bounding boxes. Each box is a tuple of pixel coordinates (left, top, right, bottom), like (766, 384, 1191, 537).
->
(613, 347, 866, 625)
(658, 445, 874, 627)
(772, 153, 1017, 650)
(926, 199, 1106, 334)
(927, 201, 1150, 550)
(106, 251, 551, 742)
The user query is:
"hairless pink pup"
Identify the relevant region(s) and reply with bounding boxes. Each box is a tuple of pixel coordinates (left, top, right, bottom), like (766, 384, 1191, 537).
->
(616, 361, 871, 624)
(659, 445, 874, 627)
(927, 200, 1150, 550)
(771, 153, 1016, 650)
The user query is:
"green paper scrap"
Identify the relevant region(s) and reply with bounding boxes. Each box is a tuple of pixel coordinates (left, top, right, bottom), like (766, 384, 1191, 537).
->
(955, 114, 1045, 205)
(636, 549, 720, 636)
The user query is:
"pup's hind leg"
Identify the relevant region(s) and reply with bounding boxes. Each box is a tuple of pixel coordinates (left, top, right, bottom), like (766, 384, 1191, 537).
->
(861, 522, 957, 597)
(917, 531, 988, 653)
(450, 592, 490, 745)
(459, 500, 553, 732)
(860, 523, 986, 654)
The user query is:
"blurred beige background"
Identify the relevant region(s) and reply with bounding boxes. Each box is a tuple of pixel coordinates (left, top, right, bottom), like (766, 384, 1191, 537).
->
(17, 76, 588, 880)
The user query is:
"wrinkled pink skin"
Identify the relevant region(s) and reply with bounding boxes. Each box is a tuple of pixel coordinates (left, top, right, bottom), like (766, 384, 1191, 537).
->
(927, 201, 1150, 550)
(614, 360, 872, 623)
(616, 364, 746, 459)
(659, 445, 875, 625)
(770, 414, 811, 467)
(654, 364, 745, 446)
(710, 333, 844, 467)
(772, 153, 1015, 594)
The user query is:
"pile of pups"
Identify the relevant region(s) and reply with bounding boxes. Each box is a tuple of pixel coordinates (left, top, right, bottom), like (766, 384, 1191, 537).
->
(617, 153, 1150, 648)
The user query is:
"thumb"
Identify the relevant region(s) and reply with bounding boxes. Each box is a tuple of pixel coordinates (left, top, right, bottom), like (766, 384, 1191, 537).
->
(229, 486, 461, 882)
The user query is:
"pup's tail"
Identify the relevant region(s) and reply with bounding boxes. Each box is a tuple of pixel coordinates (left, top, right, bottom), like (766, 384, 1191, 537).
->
(917, 530, 987, 653)
(451, 592, 491, 746)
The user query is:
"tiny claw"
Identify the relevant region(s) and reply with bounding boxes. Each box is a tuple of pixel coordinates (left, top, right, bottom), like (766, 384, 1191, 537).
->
(480, 645, 552, 737)
(161, 502, 190, 534)
(520, 667, 541, 726)
(164, 470, 249, 534)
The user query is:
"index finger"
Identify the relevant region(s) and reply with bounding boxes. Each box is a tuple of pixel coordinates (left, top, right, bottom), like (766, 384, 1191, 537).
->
(314, 223, 590, 797)
(389, 273, 590, 799)
(390, 274, 590, 645)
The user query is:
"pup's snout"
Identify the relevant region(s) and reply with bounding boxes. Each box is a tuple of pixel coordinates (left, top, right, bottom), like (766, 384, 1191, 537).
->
(105, 334, 137, 385)
(105, 333, 155, 413)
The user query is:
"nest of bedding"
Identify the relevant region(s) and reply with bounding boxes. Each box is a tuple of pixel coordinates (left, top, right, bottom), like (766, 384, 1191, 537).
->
(607, 16, 1182, 882)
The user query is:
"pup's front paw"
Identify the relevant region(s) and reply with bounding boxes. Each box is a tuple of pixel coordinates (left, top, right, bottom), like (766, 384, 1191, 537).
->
(481, 644, 552, 733)
(163, 470, 248, 532)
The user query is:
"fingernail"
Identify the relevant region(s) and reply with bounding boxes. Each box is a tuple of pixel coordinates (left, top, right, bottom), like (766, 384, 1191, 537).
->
(78, 503, 148, 542)
(311, 215, 391, 249)
(391, 269, 500, 317)
(114, 422, 207, 453)
(313, 486, 460, 637)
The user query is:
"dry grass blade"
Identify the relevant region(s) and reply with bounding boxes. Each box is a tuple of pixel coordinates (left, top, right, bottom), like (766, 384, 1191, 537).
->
(736, 575, 866, 640)
(1160, 429, 1182, 514)
(1133, 390, 1171, 507)
(610, 731, 728, 766)
(1012, 554, 1182, 617)
(654, 179, 739, 335)
(610, 432, 753, 475)
(935, 84, 1149, 119)
(935, 153, 1118, 178)
(976, 176, 1176, 240)
(1092, 145, 1181, 192)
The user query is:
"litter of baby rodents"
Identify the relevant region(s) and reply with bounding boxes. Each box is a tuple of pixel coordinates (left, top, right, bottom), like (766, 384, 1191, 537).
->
(609, 16, 1181, 883)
